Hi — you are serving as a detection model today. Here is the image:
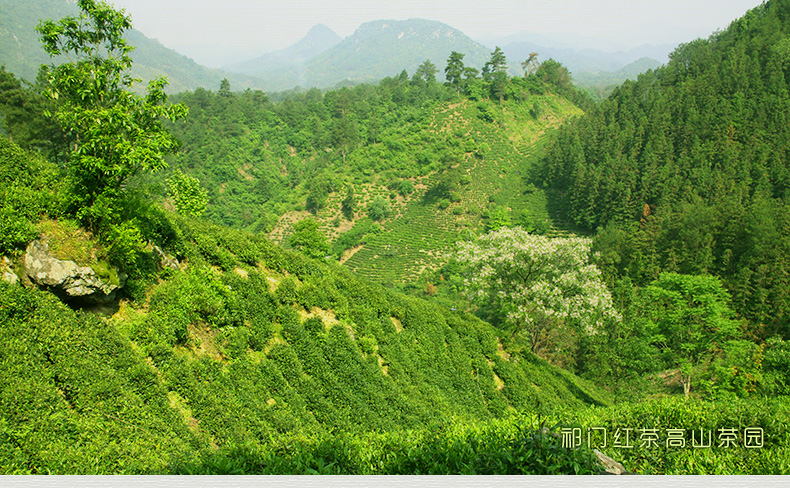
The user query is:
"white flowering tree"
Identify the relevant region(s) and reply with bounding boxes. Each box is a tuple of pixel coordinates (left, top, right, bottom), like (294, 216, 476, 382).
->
(455, 227, 621, 353)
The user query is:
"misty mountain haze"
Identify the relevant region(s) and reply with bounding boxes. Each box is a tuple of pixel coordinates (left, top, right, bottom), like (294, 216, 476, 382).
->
(220, 18, 495, 91)
(3, 0, 674, 95)
(1, 0, 265, 92)
(220, 18, 671, 92)
(223, 24, 343, 76)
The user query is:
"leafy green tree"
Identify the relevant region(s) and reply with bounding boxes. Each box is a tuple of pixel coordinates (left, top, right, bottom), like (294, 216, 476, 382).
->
(444, 51, 465, 93)
(166, 170, 209, 217)
(306, 180, 329, 214)
(463, 66, 479, 80)
(331, 114, 358, 164)
(521, 52, 539, 76)
(341, 185, 356, 220)
(535, 59, 572, 92)
(415, 59, 438, 84)
(462, 67, 483, 99)
(219, 78, 232, 97)
(36, 0, 187, 234)
(0, 66, 63, 157)
(639, 273, 740, 397)
(486, 206, 511, 231)
(456, 228, 621, 353)
(483, 47, 509, 103)
(367, 196, 391, 221)
(428, 169, 460, 201)
(289, 218, 329, 259)
(484, 46, 508, 75)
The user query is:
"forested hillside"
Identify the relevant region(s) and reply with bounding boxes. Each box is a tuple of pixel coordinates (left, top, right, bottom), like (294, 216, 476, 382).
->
(0, 0, 615, 475)
(164, 52, 588, 284)
(0, 135, 615, 474)
(540, 0, 790, 337)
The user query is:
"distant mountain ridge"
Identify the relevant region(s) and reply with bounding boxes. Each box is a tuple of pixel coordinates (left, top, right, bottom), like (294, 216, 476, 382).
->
(498, 40, 665, 77)
(3, 0, 663, 96)
(0, 0, 265, 93)
(223, 19, 497, 91)
(224, 24, 342, 76)
(480, 30, 674, 70)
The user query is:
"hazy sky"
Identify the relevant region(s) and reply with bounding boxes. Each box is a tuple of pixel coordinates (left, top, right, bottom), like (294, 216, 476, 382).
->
(108, 0, 766, 67)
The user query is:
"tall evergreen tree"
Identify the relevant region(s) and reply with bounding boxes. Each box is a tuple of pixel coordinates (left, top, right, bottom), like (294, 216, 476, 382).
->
(444, 51, 465, 93)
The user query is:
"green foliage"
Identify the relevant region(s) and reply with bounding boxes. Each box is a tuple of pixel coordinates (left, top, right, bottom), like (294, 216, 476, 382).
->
(178, 416, 603, 475)
(444, 51, 465, 92)
(167, 169, 208, 217)
(540, 0, 790, 333)
(535, 59, 572, 92)
(1, 0, 787, 477)
(483, 47, 509, 102)
(105, 220, 146, 269)
(456, 228, 621, 357)
(289, 219, 330, 259)
(396, 180, 415, 196)
(570, 395, 790, 475)
(415, 60, 438, 84)
(0, 66, 65, 160)
(0, 283, 200, 474)
(37, 0, 187, 233)
(147, 266, 239, 345)
(486, 206, 511, 231)
(341, 185, 356, 220)
(0, 205, 35, 254)
(367, 196, 391, 221)
(521, 52, 540, 76)
(0, 137, 64, 254)
(331, 219, 381, 257)
(762, 337, 790, 395)
(638, 273, 740, 396)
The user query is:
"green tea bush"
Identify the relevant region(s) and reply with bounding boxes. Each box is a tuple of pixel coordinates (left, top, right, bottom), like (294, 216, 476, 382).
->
(567, 396, 790, 474)
(0, 283, 200, 474)
(0, 138, 65, 254)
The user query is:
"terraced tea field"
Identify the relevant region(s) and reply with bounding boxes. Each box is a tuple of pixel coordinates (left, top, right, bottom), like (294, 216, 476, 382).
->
(341, 96, 584, 284)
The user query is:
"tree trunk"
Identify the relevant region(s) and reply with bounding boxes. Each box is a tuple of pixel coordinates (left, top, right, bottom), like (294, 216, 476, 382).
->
(682, 376, 691, 397)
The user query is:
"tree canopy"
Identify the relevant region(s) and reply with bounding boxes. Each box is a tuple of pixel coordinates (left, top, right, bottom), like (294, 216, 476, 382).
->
(456, 227, 621, 353)
(36, 0, 187, 234)
(638, 273, 740, 396)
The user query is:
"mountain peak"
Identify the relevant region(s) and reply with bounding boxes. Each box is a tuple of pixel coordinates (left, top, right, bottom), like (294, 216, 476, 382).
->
(306, 23, 336, 36)
(224, 17, 492, 91)
(223, 24, 342, 75)
(300, 24, 342, 46)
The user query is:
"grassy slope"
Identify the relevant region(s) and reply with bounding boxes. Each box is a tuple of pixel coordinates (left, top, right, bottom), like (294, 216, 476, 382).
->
(336, 95, 583, 284)
(3, 131, 789, 476)
(0, 141, 612, 472)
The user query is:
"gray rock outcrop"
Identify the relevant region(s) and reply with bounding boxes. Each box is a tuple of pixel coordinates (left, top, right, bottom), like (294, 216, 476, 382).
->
(594, 449, 629, 475)
(24, 240, 125, 303)
(151, 244, 179, 270)
(1, 256, 18, 285)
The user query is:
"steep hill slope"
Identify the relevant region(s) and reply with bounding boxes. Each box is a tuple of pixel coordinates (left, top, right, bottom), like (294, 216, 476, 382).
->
(539, 0, 790, 334)
(337, 95, 583, 284)
(0, 138, 612, 473)
(4, 138, 789, 475)
(0, 0, 264, 92)
(165, 70, 587, 286)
